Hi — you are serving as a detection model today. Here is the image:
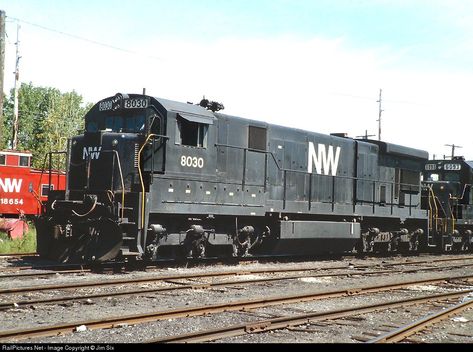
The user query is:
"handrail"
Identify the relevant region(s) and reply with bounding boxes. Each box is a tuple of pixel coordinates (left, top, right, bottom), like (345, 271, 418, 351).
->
(36, 151, 67, 210)
(427, 186, 434, 231)
(215, 142, 422, 191)
(447, 182, 469, 231)
(449, 199, 456, 234)
(138, 134, 169, 230)
(447, 193, 456, 234)
(216, 142, 422, 212)
(427, 184, 459, 234)
(450, 183, 472, 202)
(30, 189, 43, 210)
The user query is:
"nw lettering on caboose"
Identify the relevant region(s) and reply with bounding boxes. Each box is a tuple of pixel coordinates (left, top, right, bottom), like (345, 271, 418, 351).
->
(307, 142, 341, 176)
(0, 178, 22, 193)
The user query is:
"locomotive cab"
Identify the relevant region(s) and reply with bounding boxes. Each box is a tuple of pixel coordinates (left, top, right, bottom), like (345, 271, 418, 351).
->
(36, 93, 222, 263)
(422, 157, 473, 251)
(36, 93, 169, 262)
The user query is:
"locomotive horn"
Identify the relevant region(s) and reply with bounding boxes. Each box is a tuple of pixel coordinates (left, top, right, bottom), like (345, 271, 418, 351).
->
(199, 97, 224, 112)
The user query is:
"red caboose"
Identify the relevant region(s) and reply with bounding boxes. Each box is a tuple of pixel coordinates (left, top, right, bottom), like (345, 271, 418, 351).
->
(0, 150, 66, 239)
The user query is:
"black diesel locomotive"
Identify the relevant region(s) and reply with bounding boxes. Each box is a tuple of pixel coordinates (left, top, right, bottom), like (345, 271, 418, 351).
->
(35, 93, 470, 263)
(422, 157, 473, 252)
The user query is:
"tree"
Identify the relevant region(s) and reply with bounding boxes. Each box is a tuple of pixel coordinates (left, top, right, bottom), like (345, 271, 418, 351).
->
(2, 82, 92, 168)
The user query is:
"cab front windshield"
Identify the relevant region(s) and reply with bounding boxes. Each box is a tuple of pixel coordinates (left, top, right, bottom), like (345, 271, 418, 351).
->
(86, 112, 146, 133)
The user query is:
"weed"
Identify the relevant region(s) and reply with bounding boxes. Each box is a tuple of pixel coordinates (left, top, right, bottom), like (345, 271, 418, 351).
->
(0, 222, 37, 254)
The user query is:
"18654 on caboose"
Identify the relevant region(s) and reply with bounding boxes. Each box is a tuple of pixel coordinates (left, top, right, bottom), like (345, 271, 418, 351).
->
(0, 150, 65, 239)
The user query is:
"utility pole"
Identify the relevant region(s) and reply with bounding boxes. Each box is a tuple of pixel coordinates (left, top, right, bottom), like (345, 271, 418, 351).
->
(356, 130, 375, 140)
(0, 10, 5, 147)
(376, 89, 383, 141)
(445, 144, 462, 159)
(12, 23, 20, 150)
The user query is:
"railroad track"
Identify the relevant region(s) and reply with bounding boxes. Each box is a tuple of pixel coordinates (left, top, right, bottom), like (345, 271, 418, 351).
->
(0, 262, 124, 273)
(150, 290, 473, 343)
(368, 299, 473, 343)
(3, 252, 473, 274)
(1, 273, 472, 342)
(2, 259, 473, 311)
(3, 253, 473, 280)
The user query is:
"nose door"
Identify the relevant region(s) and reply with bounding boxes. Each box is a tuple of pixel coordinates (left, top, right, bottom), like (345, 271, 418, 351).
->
(141, 111, 167, 175)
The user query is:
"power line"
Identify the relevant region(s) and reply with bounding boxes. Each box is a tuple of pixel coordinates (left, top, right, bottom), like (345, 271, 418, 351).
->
(5, 15, 164, 62)
(328, 90, 427, 107)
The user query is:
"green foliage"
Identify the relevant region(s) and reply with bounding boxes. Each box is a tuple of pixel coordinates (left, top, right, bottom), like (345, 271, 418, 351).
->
(2, 82, 93, 168)
(0, 223, 37, 254)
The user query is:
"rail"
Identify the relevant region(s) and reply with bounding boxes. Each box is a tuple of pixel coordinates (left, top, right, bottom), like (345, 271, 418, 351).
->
(2, 273, 473, 342)
(151, 290, 473, 343)
(368, 299, 473, 343)
(3, 262, 473, 311)
(0, 269, 409, 309)
(3, 252, 473, 278)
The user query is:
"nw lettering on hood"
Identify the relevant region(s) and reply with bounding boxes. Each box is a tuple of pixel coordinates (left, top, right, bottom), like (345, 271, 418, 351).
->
(308, 142, 341, 176)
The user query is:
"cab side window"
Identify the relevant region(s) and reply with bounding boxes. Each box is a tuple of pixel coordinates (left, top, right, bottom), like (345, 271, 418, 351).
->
(176, 117, 208, 148)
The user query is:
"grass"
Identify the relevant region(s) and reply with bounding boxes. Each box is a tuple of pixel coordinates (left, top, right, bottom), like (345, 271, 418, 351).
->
(0, 222, 37, 254)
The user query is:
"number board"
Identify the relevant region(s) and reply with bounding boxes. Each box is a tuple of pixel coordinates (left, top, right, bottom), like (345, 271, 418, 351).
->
(425, 164, 436, 171)
(99, 100, 114, 111)
(124, 98, 149, 109)
(444, 164, 461, 171)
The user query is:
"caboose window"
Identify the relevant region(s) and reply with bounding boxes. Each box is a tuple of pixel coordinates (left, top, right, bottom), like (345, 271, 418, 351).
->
(19, 156, 30, 167)
(176, 117, 208, 148)
(0, 154, 5, 165)
(41, 184, 54, 197)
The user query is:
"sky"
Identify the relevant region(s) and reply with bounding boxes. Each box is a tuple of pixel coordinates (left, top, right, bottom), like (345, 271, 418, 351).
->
(1, 0, 473, 160)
